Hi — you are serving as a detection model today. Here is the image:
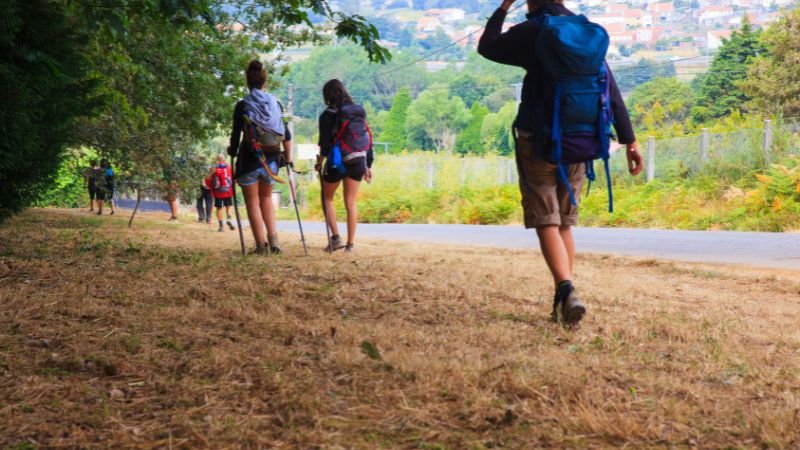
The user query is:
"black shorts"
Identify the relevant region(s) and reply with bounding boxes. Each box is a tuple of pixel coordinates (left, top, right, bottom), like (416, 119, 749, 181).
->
(323, 158, 367, 183)
(88, 186, 96, 200)
(214, 197, 233, 208)
(95, 189, 107, 201)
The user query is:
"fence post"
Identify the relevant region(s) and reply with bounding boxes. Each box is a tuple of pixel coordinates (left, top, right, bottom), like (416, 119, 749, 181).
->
(647, 136, 656, 182)
(497, 159, 504, 185)
(701, 128, 709, 163)
(763, 119, 772, 164)
(427, 159, 434, 189)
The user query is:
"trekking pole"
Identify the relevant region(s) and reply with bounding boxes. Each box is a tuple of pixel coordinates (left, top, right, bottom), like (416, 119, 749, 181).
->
(230, 153, 246, 256)
(128, 185, 142, 229)
(285, 163, 308, 256)
(318, 164, 332, 253)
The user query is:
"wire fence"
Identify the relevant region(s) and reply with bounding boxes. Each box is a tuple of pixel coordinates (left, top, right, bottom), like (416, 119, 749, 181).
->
(295, 119, 800, 191)
(113, 120, 800, 212)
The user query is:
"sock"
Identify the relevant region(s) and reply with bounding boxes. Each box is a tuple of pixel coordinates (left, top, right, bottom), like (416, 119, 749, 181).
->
(556, 280, 574, 302)
(218, 220, 223, 226)
(331, 234, 340, 241)
(268, 233, 280, 248)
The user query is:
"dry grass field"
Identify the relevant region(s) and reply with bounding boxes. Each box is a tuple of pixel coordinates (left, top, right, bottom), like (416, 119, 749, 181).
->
(1, 209, 799, 449)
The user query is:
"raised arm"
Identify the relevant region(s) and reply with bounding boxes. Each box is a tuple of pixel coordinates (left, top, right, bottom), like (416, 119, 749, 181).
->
(477, 1, 530, 68)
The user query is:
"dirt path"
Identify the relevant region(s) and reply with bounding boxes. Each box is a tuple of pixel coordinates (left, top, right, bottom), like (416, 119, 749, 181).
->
(1, 209, 798, 448)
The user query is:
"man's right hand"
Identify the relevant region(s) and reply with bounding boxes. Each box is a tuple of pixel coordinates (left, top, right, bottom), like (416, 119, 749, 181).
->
(626, 141, 644, 176)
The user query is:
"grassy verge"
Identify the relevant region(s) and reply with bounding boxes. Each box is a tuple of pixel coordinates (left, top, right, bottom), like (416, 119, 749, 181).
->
(288, 154, 800, 231)
(1, 210, 799, 448)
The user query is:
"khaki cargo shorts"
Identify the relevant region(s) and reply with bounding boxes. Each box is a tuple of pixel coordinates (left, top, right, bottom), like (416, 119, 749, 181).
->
(515, 129, 586, 228)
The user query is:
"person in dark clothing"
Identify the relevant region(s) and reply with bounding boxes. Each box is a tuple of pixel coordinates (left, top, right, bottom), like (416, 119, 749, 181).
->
(315, 79, 374, 253)
(478, 0, 643, 326)
(197, 166, 214, 224)
(83, 159, 100, 212)
(96, 159, 115, 216)
(227, 60, 293, 254)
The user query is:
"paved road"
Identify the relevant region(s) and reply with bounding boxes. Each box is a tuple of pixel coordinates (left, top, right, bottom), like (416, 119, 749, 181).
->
(117, 198, 170, 212)
(276, 221, 800, 271)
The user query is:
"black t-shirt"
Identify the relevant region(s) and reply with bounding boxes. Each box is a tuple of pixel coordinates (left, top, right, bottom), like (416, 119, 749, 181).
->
(228, 99, 292, 177)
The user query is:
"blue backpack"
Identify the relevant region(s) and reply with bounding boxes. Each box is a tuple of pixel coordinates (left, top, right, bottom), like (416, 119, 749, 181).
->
(530, 13, 615, 211)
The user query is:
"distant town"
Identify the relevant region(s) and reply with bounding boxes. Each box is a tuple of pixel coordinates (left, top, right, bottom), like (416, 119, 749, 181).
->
(314, 0, 799, 76)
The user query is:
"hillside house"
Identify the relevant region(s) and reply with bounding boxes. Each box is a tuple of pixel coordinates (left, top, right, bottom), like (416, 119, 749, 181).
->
(649, 2, 676, 22)
(427, 8, 465, 23)
(697, 6, 735, 24)
(706, 29, 733, 50)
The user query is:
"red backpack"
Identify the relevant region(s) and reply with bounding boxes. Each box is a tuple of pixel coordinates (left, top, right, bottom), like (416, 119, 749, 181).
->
(212, 164, 233, 197)
(333, 103, 372, 164)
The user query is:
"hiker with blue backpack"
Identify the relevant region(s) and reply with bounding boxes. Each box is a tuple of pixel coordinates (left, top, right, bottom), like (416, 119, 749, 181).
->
(95, 159, 115, 216)
(478, 0, 644, 326)
(315, 79, 374, 253)
(227, 60, 292, 255)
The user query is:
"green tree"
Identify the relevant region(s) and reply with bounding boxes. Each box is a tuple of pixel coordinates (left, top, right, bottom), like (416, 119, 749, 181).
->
(280, 45, 427, 119)
(405, 87, 470, 152)
(1, 0, 390, 221)
(480, 102, 517, 155)
(379, 87, 412, 152)
(627, 78, 694, 133)
(0, 0, 97, 222)
(692, 17, 764, 123)
(450, 74, 494, 108)
(455, 103, 490, 154)
(741, 11, 800, 118)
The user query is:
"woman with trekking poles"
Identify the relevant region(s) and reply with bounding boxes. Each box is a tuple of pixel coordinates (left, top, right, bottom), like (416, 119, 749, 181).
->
(315, 79, 374, 253)
(227, 60, 292, 255)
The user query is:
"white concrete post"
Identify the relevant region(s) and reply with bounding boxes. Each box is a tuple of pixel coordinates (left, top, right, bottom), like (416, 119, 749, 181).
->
(647, 136, 656, 182)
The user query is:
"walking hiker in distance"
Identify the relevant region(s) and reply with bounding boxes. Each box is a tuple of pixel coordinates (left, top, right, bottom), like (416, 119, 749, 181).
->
(83, 159, 100, 213)
(94, 158, 115, 216)
(478, 0, 643, 326)
(211, 154, 236, 232)
(228, 60, 292, 254)
(315, 79, 374, 253)
(197, 166, 214, 224)
(99, 159, 116, 216)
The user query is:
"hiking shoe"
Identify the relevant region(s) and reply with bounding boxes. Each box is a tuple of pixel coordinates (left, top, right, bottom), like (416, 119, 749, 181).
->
(251, 245, 270, 255)
(227, 221, 235, 230)
(168, 216, 178, 222)
(109, 211, 114, 216)
(326, 235, 345, 253)
(269, 246, 282, 255)
(217, 224, 224, 232)
(551, 282, 586, 326)
(344, 243, 354, 253)
(197, 218, 204, 223)
(560, 290, 586, 326)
